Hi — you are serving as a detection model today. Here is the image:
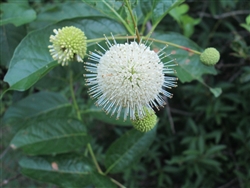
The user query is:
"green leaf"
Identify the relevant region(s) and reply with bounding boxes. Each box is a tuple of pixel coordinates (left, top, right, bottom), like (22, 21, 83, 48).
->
(0, 24, 27, 67)
(205, 145, 226, 156)
(4, 17, 127, 91)
(209, 87, 222, 97)
(153, 32, 219, 96)
(19, 155, 115, 187)
(0, 3, 36, 26)
(29, 2, 103, 30)
(105, 128, 156, 174)
(3, 91, 72, 125)
(141, 0, 184, 27)
(10, 117, 89, 155)
(83, 105, 132, 126)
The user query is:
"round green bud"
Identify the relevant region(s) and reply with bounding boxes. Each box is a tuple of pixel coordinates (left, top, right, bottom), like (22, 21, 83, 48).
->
(132, 108, 157, 132)
(48, 26, 87, 66)
(200, 47, 220, 66)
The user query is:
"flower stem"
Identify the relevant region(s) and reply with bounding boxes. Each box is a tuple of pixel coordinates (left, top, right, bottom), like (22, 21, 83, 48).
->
(142, 37, 202, 55)
(87, 143, 103, 174)
(69, 70, 125, 188)
(124, 0, 140, 42)
(69, 70, 81, 120)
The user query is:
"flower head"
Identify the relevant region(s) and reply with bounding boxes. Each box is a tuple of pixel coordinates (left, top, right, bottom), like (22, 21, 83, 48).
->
(84, 35, 177, 120)
(48, 26, 87, 66)
(200, 47, 220, 66)
(132, 108, 157, 132)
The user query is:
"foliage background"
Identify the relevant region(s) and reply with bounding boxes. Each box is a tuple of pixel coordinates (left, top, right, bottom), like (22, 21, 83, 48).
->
(1, 0, 250, 188)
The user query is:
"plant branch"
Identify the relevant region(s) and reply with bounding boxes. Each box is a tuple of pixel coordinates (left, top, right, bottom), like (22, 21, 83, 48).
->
(87, 143, 103, 174)
(69, 70, 81, 120)
(124, 0, 140, 42)
(199, 10, 250, 19)
(101, 0, 134, 35)
(110, 178, 127, 188)
(86, 36, 202, 55)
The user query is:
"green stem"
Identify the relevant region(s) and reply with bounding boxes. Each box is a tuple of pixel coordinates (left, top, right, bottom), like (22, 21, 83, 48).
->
(69, 70, 82, 120)
(101, 0, 134, 35)
(124, 0, 140, 42)
(141, 37, 202, 55)
(111, 178, 127, 188)
(87, 143, 103, 174)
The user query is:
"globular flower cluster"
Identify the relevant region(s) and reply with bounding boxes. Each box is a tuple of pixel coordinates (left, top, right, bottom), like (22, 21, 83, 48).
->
(132, 108, 157, 132)
(84, 35, 177, 121)
(200, 47, 220, 66)
(48, 26, 87, 66)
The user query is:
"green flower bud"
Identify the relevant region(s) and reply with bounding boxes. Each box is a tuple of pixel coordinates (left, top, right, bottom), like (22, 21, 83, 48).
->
(200, 47, 220, 66)
(48, 26, 87, 66)
(132, 108, 157, 132)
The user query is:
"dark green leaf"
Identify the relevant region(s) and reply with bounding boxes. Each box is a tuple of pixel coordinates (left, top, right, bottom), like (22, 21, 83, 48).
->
(83, 105, 132, 126)
(209, 87, 222, 97)
(205, 145, 226, 156)
(19, 155, 115, 187)
(29, 2, 103, 30)
(3, 91, 71, 125)
(140, 0, 184, 26)
(10, 117, 89, 155)
(4, 17, 127, 91)
(0, 24, 27, 67)
(105, 128, 156, 174)
(0, 3, 36, 26)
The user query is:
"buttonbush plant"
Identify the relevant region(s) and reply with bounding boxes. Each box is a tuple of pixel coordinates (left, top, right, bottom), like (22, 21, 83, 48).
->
(1, 0, 250, 187)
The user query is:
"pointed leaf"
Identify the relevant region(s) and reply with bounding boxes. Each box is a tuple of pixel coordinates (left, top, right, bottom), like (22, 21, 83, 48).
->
(10, 117, 89, 155)
(105, 128, 156, 174)
(209, 87, 222, 97)
(3, 91, 72, 125)
(0, 3, 36, 26)
(4, 17, 126, 91)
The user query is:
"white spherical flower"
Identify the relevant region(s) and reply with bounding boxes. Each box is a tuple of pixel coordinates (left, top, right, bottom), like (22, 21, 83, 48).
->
(84, 35, 177, 120)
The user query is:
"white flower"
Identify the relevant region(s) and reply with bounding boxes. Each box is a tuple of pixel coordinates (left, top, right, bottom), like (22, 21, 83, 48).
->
(84, 35, 177, 120)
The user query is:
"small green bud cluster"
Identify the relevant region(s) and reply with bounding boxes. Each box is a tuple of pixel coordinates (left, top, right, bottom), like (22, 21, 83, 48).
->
(48, 26, 87, 66)
(132, 108, 157, 132)
(200, 47, 220, 66)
